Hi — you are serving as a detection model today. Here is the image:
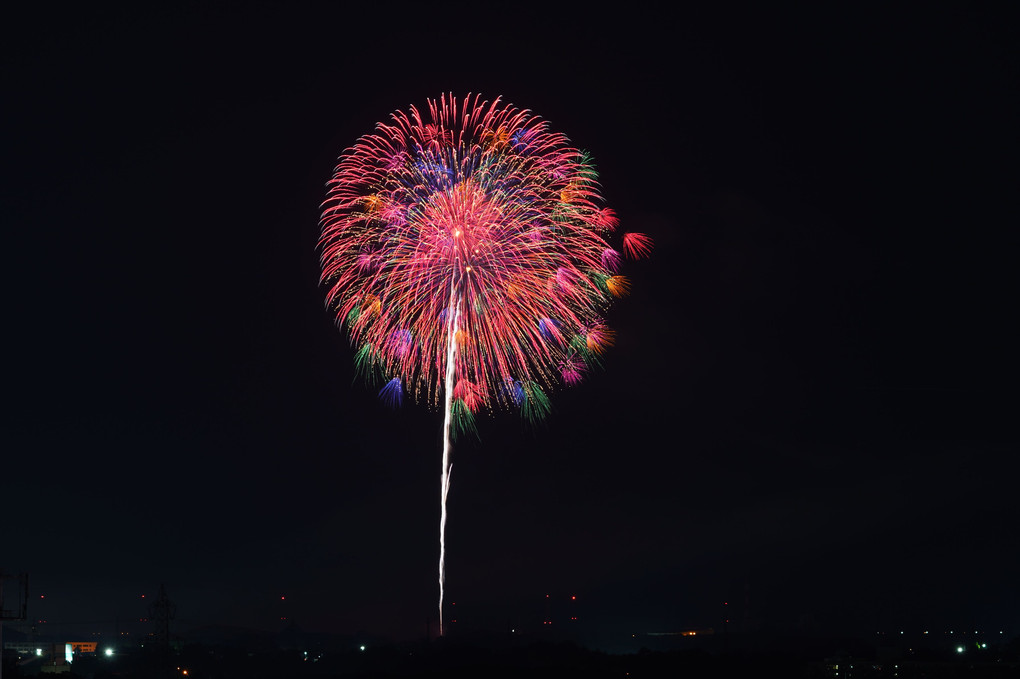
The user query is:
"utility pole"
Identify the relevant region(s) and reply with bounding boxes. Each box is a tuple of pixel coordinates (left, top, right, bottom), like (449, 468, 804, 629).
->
(149, 584, 175, 679)
(0, 572, 29, 679)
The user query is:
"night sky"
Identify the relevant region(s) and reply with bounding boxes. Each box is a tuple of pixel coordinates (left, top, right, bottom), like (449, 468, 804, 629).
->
(4, 3, 1017, 647)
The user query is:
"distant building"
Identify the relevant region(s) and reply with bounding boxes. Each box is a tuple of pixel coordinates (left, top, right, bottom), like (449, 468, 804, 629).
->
(3, 640, 96, 655)
(3, 640, 95, 674)
(3, 641, 41, 656)
(69, 641, 97, 654)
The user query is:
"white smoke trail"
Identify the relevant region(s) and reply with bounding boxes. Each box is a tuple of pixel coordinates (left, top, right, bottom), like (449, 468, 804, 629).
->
(438, 284, 461, 637)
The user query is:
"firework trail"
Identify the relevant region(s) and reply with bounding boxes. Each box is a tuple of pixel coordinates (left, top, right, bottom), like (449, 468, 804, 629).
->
(319, 93, 651, 635)
(438, 280, 459, 632)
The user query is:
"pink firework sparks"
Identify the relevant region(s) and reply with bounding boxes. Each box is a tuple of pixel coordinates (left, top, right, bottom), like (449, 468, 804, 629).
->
(621, 231, 654, 259)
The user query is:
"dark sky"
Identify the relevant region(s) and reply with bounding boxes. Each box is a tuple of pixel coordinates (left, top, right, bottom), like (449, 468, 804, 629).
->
(3, 2, 1017, 646)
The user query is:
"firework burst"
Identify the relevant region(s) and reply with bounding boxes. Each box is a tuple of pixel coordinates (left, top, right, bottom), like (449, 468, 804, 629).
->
(321, 94, 649, 414)
(319, 93, 651, 635)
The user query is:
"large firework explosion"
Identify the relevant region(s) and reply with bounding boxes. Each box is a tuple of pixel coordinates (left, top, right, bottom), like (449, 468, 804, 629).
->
(319, 93, 651, 634)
